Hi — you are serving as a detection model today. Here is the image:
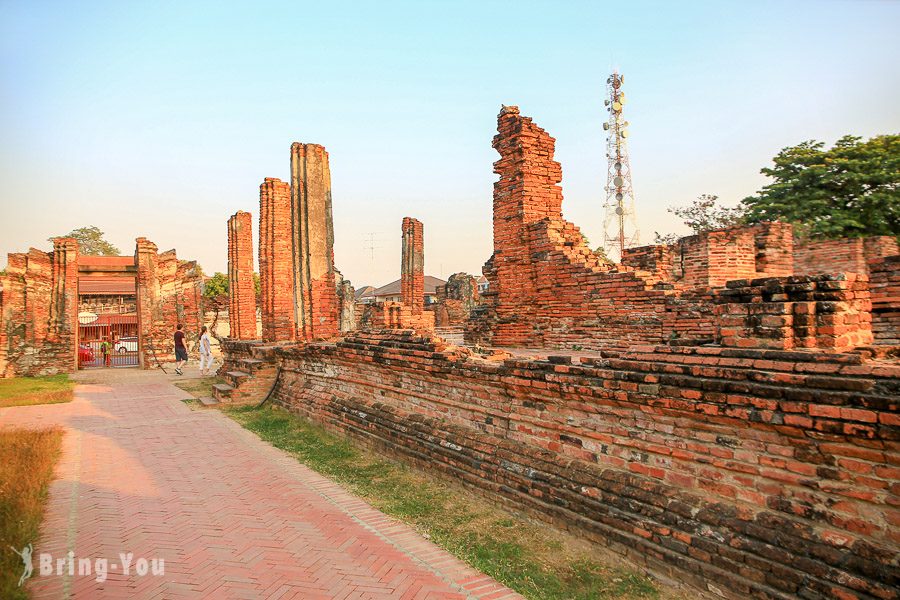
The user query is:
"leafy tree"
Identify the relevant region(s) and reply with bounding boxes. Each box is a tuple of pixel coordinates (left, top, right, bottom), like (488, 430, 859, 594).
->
(203, 272, 229, 300)
(50, 226, 120, 255)
(742, 135, 899, 238)
(654, 194, 746, 244)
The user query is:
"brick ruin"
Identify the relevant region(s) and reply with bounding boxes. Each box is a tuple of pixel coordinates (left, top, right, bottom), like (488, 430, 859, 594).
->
(465, 106, 899, 354)
(183, 104, 900, 597)
(227, 211, 257, 340)
(353, 217, 437, 331)
(289, 143, 341, 341)
(0, 237, 203, 376)
(0, 238, 79, 376)
(434, 273, 480, 327)
(259, 177, 295, 342)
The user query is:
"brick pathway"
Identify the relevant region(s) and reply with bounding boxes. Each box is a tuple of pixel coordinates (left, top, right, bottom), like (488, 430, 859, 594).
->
(0, 369, 522, 599)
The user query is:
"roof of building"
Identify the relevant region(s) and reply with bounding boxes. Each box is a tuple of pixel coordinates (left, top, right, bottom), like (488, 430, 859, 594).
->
(371, 276, 446, 298)
(77, 256, 135, 267)
(354, 285, 375, 300)
(78, 277, 136, 295)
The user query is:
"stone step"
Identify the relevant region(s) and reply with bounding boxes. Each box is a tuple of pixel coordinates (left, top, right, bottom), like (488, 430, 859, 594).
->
(212, 383, 234, 401)
(226, 370, 250, 386)
(198, 396, 219, 407)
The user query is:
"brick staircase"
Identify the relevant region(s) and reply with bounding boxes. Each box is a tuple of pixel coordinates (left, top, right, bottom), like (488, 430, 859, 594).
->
(207, 340, 279, 405)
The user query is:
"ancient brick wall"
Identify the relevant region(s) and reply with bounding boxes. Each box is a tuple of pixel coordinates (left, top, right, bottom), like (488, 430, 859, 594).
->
(136, 238, 205, 366)
(716, 274, 873, 351)
(259, 177, 295, 342)
(0, 238, 78, 377)
(290, 143, 340, 340)
(227, 210, 257, 341)
(870, 256, 900, 344)
(272, 331, 899, 600)
(434, 273, 480, 327)
(469, 106, 899, 351)
(794, 237, 898, 277)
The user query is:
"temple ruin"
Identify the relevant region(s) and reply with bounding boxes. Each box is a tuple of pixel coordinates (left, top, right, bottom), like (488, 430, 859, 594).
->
(0, 237, 204, 376)
(2, 103, 897, 600)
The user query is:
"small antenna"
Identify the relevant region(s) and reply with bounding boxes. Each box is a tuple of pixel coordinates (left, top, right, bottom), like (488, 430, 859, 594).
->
(363, 232, 382, 260)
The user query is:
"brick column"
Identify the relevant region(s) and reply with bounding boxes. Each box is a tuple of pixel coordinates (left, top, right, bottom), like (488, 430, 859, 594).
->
(401, 217, 424, 315)
(227, 211, 256, 340)
(259, 177, 295, 342)
(290, 143, 339, 340)
(136, 237, 161, 368)
(49, 237, 79, 371)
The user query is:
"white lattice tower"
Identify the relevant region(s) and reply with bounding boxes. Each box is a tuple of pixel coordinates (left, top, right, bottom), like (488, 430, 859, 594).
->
(602, 71, 639, 261)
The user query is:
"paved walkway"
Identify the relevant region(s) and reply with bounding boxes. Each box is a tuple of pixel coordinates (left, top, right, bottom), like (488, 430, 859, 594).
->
(0, 369, 521, 599)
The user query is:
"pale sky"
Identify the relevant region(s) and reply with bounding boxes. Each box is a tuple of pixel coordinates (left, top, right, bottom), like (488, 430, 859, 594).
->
(1, 1, 898, 288)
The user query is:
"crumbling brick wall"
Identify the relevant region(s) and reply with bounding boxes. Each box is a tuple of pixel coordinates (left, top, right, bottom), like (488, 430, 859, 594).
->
(469, 106, 899, 351)
(716, 274, 873, 351)
(272, 331, 899, 600)
(290, 143, 340, 340)
(0, 238, 78, 377)
(136, 238, 205, 366)
(434, 273, 480, 327)
(259, 177, 295, 342)
(227, 211, 257, 340)
(870, 256, 900, 344)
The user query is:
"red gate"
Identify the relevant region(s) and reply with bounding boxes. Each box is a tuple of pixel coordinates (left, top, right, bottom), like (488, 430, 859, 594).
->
(78, 313, 140, 369)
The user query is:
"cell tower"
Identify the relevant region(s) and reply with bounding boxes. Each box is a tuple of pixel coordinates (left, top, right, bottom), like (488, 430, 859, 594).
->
(602, 71, 639, 261)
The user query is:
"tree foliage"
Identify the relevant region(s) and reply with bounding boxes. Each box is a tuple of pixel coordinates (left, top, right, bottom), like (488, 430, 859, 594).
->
(50, 226, 120, 255)
(742, 135, 899, 238)
(654, 195, 746, 244)
(203, 272, 229, 300)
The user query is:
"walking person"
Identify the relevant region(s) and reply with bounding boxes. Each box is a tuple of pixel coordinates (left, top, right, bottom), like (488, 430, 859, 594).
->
(173, 323, 188, 375)
(100, 336, 111, 368)
(198, 326, 214, 376)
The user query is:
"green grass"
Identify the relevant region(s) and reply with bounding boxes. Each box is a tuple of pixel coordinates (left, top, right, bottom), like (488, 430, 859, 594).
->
(225, 404, 666, 600)
(0, 375, 73, 408)
(0, 428, 64, 599)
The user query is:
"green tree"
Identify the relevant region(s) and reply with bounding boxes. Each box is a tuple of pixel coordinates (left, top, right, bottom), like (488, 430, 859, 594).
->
(203, 272, 229, 300)
(742, 135, 899, 238)
(50, 226, 120, 255)
(654, 194, 746, 244)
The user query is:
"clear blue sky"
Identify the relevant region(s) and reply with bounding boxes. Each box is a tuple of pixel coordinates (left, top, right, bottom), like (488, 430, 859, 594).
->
(2, 0, 898, 287)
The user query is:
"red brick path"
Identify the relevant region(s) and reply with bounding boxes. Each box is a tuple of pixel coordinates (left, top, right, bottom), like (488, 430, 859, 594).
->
(0, 371, 521, 599)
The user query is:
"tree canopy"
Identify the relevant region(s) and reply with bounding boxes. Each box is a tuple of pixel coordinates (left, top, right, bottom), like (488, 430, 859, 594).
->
(50, 226, 120, 255)
(203, 272, 229, 300)
(742, 134, 899, 238)
(654, 194, 745, 244)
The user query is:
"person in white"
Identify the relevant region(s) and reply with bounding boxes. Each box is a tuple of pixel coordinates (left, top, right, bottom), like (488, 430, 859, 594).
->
(198, 326, 214, 376)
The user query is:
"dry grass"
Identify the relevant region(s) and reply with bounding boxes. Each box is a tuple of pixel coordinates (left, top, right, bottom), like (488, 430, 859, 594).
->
(0, 375, 74, 408)
(0, 427, 64, 599)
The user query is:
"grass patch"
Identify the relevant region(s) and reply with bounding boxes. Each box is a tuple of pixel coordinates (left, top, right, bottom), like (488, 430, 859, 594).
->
(0, 375, 73, 408)
(0, 427, 64, 599)
(172, 377, 220, 400)
(226, 404, 670, 600)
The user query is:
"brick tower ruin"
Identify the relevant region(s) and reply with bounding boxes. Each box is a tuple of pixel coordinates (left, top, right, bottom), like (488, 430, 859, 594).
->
(227, 211, 257, 340)
(289, 143, 340, 340)
(400, 217, 425, 317)
(259, 177, 295, 342)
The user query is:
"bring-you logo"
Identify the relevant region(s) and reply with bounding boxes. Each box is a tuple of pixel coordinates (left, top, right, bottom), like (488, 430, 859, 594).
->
(10, 544, 164, 585)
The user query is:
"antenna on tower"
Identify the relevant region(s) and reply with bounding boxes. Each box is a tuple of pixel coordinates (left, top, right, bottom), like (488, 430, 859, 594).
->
(602, 71, 639, 262)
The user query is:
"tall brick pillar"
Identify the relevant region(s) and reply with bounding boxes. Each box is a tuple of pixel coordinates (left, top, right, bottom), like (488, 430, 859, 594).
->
(484, 105, 564, 346)
(136, 237, 161, 369)
(401, 217, 424, 315)
(290, 143, 340, 340)
(259, 177, 295, 342)
(227, 211, 257, 340)
(49, 237, 79, 371)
